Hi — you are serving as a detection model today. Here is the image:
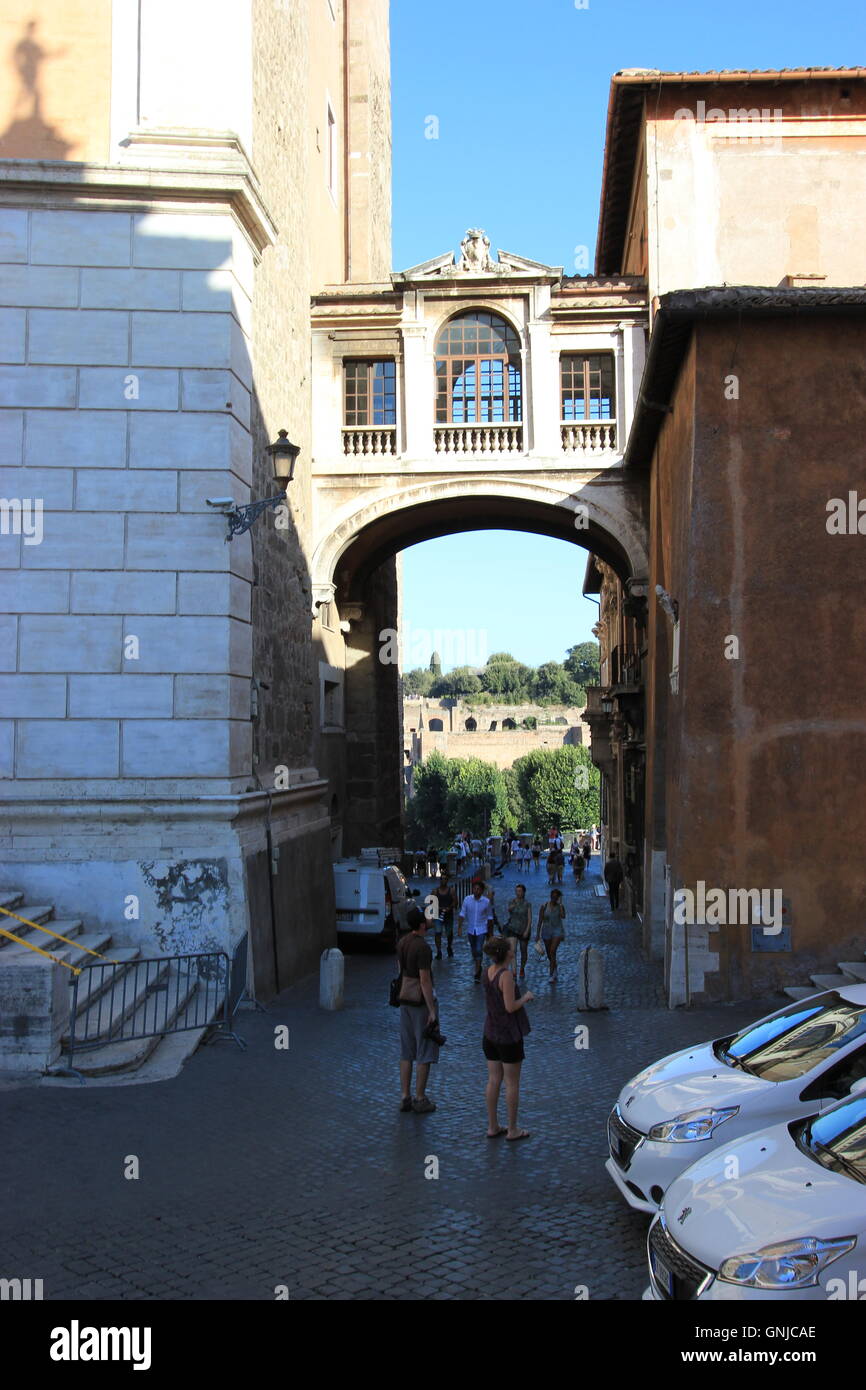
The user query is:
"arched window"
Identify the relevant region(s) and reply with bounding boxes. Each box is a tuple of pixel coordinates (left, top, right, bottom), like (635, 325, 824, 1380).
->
(429, 718, 444, 731)
(465, 717, 477, 731)
(502, 718, 517, 730)
(435, 311, 521, 424)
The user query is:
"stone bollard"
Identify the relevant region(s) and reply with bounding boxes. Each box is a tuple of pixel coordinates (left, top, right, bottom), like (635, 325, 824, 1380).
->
(576, 946, 607, 1011)
(319, 947, 344, 1011)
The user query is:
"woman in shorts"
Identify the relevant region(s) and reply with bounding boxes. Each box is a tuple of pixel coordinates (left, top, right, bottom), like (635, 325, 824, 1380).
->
(536, 888, 566, 983)
(482, 936, 533, 1141)
(502, 882, 533, 978)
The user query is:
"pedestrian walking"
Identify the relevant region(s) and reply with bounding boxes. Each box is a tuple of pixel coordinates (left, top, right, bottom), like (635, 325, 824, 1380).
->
(531, 839, 542, 872)
(581, 835, 592, 871)
(604, 851, 624, 911)
(396, 906, 442, 1114)
(571, 846, 584, 883)
(536, 888, 566, 982)
(431, 874, 457, 960)
(546, 847, 557, 887)
(458, 879, 495, 982)
(502, 883, 533, 977)
(482, 935, 533, 1141)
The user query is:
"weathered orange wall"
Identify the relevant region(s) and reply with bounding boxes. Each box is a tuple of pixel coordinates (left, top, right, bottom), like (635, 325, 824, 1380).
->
(0, 2, 112, 161)
(654, 315, 866, 998)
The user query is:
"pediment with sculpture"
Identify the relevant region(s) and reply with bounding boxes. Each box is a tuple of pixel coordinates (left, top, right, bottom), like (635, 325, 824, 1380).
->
(394, 228, 562, 282)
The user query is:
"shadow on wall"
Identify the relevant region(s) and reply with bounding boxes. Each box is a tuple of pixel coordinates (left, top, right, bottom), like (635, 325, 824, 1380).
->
(0, 18, 73, 159)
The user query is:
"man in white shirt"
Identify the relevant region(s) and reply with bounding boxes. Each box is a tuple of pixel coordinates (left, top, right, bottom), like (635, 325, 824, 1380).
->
(458, 879, 494, 982)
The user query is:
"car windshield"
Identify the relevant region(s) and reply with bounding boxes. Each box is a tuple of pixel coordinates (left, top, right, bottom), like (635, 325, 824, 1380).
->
(796, 1096, 866, 1184)
(716, 994, 866, 1082)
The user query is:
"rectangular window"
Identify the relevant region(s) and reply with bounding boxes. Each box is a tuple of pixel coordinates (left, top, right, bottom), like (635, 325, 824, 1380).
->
(560, 353, 615, 422)
(320, 663, 344, 731)
(344, 360, 396, 426)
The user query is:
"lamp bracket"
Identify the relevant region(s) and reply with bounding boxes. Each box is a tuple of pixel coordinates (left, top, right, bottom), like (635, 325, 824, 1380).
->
(223, 493, 286, 542)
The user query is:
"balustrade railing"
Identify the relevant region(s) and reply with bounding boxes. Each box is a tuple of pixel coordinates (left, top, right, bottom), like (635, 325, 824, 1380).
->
(561, 420, 617, 454)
(434, 423, 523, 455)
(342, 427, 397, 457)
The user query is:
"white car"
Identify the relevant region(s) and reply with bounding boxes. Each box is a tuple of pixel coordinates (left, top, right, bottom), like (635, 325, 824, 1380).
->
(607, 985, 866, 1215)
(644, 1089, 866, 1300)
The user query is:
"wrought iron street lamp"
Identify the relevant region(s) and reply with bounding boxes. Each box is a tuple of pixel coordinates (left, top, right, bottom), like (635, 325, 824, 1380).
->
(207, 430, 300, 541)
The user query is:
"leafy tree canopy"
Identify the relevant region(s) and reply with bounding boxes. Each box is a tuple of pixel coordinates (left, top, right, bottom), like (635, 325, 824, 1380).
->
(513, 745, 600, 834)
(564, 641, 600, 688)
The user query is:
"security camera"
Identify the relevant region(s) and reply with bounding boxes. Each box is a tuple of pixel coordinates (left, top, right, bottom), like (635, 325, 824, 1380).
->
(206, 497, 236, 508)
(655, 585, 679, 625)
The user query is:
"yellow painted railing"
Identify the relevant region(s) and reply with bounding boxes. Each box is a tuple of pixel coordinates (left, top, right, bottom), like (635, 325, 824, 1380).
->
(0, 905, 119, 975)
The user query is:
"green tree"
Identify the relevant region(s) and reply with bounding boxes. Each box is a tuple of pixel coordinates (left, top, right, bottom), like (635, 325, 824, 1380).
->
(513, 745, 599, 834)
(482, 657, 533, 698)
(404, 667, 435, 696)
(502, 765, 528, 830)
(446, 757, 509, 837)
(564, 641, 600, 688)
(429, 650, 442, 675)
(410, 750, 455, 844)
(431, 666, 483, 697)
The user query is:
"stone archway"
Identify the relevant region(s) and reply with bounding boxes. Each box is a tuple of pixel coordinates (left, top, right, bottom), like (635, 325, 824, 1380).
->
(311, 472, 648, 856)
(311, 472, 648, 608)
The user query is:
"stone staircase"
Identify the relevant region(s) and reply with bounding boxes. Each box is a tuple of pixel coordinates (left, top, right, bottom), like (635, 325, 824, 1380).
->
(783, 952, 866, 1002)
(0, 888, 217, 1078)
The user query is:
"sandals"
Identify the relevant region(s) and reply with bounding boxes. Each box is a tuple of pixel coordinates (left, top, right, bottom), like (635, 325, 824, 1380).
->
(506, 1129, 531, 1142)
(486, 1126, 507, 1138)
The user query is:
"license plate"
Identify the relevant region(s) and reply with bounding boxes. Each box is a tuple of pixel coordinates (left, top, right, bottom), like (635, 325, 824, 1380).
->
(651, 1250, 675, 1297)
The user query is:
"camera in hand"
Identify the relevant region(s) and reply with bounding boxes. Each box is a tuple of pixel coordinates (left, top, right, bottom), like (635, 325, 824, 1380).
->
(424, 1019, 447, 1046)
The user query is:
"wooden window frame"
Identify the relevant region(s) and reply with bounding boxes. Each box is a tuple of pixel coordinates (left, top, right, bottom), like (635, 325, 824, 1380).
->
(435, 312, 522, 425)
(560, 352, 616, 422)
(344, 359, 397, 427)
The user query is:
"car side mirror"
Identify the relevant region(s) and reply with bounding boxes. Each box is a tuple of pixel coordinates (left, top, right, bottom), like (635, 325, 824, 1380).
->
(848, 1077, 866, 1096)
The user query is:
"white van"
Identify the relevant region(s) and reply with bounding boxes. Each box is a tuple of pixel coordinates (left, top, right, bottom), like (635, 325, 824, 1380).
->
(332, 859, 418, 946)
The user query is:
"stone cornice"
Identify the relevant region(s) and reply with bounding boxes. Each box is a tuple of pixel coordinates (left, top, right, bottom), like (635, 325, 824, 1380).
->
(0, 148, 278, 254)
(0, 780, 329, 824)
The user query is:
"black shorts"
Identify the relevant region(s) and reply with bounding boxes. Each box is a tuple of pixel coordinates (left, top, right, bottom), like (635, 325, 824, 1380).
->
(482, 1035, 525, 1064)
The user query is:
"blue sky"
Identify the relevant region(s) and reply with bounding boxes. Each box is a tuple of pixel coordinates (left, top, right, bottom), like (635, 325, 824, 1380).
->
(392, 0, 864, 671)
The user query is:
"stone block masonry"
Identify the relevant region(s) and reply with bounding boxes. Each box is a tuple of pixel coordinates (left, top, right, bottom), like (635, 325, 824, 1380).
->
(0, 198, 260, 969)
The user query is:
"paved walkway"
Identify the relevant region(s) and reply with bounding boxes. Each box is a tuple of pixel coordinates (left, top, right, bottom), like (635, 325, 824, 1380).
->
(1, 855, 778, 1300)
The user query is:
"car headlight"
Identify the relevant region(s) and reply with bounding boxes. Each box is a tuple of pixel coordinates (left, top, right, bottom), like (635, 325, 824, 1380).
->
(719, 1236, 856, 1289)
(648, 1106, 739, 1142)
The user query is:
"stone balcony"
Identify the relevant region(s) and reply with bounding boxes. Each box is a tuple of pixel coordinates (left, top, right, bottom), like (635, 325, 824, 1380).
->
(339, 420, 620, 462)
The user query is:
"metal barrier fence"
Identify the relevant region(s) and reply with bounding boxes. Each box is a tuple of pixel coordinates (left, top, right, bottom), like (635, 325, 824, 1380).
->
(66, 950, 244, 1072)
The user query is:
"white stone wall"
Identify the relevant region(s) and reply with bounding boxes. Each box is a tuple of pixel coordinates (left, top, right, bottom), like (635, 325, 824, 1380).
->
(0, 205, 255, 796)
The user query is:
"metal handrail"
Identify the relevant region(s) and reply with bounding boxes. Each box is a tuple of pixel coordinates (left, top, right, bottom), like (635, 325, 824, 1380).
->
(0, 924, 80, 972)
(0, 904, 117, 966)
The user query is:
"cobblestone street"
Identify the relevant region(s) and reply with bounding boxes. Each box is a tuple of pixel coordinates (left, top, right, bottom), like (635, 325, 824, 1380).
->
(1, 856, 779, 1301)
